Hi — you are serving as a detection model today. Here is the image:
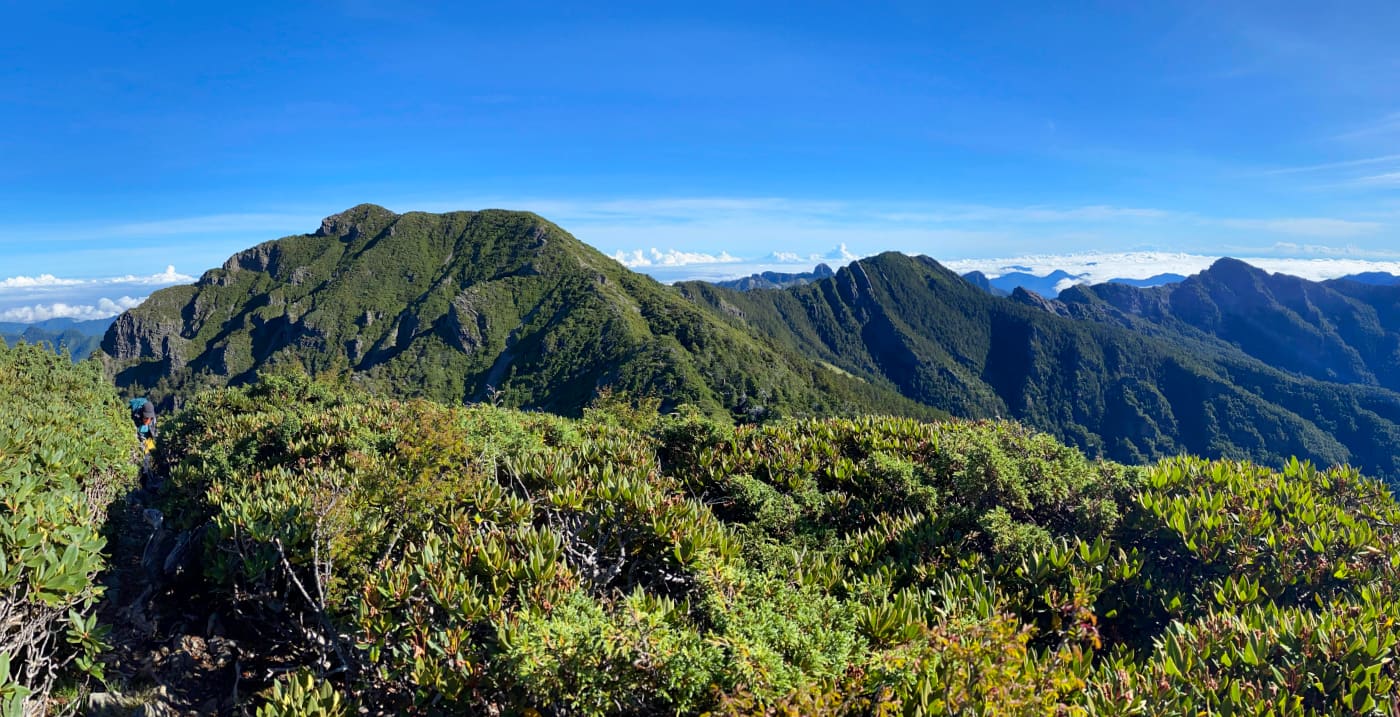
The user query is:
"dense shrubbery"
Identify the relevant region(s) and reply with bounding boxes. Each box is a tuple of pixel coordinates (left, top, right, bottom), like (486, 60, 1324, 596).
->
(154, 373, 1400, 715)
(0, 342, 136, 715)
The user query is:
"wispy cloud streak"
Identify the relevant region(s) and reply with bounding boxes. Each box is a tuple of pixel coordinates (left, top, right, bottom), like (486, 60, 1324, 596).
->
(1255, 154, 1400, 176)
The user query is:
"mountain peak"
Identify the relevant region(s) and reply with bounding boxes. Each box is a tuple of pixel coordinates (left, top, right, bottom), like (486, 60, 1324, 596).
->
(316, 203, 400, 238)
(1008, 286, 1068, 316)
(712, 263, 836, 291)
(1204, 256, 1264, 277)
(104, 206, 924, 419)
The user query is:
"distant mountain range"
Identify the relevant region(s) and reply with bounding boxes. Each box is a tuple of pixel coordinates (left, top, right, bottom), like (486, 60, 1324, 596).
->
(958, 270, 1190, 297)
(956, 266, 1400, 298)
(1332, 271, 1400, 286)
(720, 266, 1192, 298)
(0, 317, 114, 360)
(713, 263, 834, 291)
(680, 254, 1400, 481)
(97, 205, 1400, 483)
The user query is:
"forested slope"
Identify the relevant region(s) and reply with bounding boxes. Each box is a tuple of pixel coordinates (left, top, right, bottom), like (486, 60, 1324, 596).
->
(1061, 258, 1400, 391)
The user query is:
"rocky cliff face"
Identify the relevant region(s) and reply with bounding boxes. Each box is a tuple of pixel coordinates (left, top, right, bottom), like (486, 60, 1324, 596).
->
(102, 311, 188, 366)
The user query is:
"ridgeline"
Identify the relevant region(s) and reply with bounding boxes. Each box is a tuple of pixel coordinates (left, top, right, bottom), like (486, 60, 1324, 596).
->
(102, 205, 932, 422)
(101, 205, 1400, 483)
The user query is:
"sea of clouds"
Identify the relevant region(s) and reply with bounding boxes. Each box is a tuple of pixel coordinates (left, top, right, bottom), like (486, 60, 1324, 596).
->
(612, 244, 861, 282)
(0, 266, 193, 322)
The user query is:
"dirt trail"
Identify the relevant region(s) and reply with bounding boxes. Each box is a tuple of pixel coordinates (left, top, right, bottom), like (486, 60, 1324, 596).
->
(88, 474, 242, 715)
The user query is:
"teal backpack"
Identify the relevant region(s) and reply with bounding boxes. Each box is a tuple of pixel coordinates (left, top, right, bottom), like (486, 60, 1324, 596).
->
(130, 398, 152, 436)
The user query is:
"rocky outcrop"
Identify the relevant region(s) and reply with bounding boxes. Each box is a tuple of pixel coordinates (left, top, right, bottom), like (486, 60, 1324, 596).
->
(222, 242, 282, 274)
(1008, 287, 1069, 317)
(101, 313, 188, 366)
(315, 203, 399, 240)
(443, 292, 490, 355)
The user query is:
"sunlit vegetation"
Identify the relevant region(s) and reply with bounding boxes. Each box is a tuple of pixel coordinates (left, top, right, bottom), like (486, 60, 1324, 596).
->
(0, 342, 136, 714)
(143, 373, 1400, 715)
(104, 205, 934, 424)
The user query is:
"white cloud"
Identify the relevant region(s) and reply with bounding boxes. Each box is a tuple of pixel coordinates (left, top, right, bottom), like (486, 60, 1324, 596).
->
(0, 274, 84, 289)
(622, 246, 870, 285)
(111, 265, 193, 285)
(611, 248, 742, 267)
(943, 252, 1217, 283)
(824, 243, 860, 261)
(759, 244, 860, 265)
(609, 242, 864, 282)
(0, 296, 146, 322)
(0, 265, 194, 291)
(0, 266, 193, 323)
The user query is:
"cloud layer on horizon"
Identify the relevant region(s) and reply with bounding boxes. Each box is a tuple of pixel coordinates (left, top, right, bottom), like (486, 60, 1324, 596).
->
(620, 248, 1400, 288)
(0, 296, 147, 323)
(0, 265, 194, 323)
(939, 251, 1400, 285)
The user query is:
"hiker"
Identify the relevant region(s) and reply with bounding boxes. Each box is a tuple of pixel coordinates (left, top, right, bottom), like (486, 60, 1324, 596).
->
(130, 397, 158, 445)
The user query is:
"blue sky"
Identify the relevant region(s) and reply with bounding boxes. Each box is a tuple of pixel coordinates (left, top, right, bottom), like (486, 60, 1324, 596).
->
(6, 1, 1400, 318)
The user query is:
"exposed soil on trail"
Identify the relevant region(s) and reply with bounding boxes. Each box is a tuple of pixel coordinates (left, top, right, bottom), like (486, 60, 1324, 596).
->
(86, 447, 320, 717)
(91, 492, 243, 716)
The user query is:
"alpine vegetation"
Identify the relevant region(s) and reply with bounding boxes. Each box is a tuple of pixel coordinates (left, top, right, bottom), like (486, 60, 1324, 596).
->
(132, 372, 1400, 714)
(0, 341, 136, 714)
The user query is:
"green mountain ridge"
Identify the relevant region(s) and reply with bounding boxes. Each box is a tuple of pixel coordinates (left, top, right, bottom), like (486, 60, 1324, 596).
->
(678, 252, 1400, 481)
(102, 204, 933, 420)
(1060, 257, 1400, 391)
(102, 204, 1400, 483)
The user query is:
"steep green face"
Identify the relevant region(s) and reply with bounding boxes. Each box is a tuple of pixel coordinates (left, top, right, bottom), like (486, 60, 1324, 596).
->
(101, 205, 929, 421)
(679, 252, 1400, 484)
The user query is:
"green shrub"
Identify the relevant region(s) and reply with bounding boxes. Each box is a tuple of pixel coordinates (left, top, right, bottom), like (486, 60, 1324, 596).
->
(0, 343, 136, 714)
(152, 373, 1400, 715)
(256, 670, 349, 717)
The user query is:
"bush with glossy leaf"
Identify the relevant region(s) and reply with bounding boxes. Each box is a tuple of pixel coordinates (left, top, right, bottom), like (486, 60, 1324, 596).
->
(155, 373, 1400, 715)
(0, 342, 135, 715)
